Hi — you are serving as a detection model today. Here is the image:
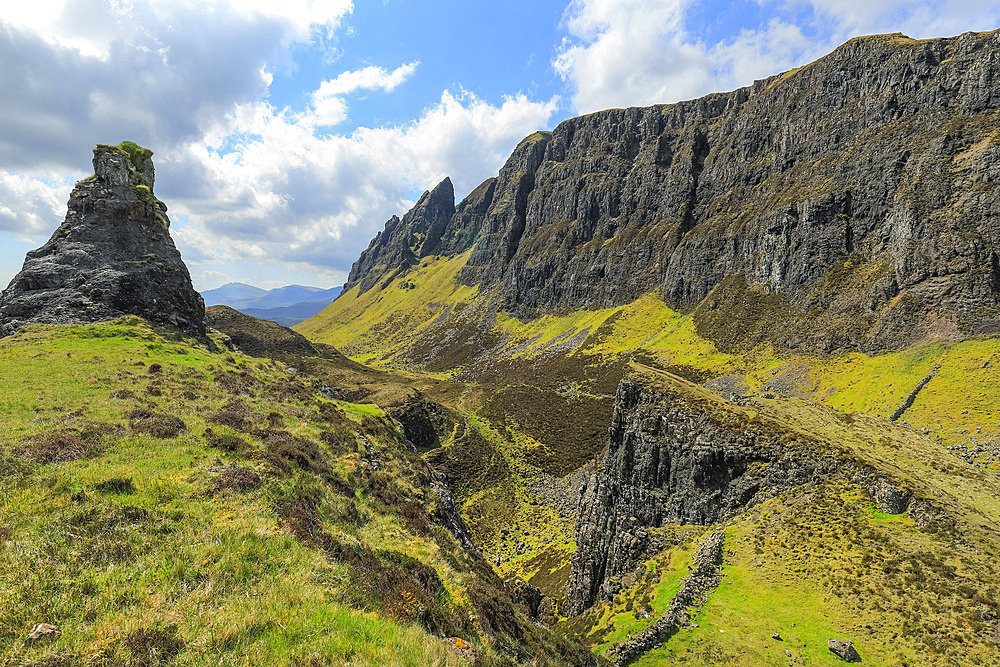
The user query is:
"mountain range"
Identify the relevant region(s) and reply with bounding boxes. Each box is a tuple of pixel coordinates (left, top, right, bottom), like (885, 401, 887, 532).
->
(203, 282, 342, 326)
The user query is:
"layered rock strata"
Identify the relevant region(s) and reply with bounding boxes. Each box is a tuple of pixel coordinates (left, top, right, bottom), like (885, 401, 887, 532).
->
(564, 376, 837, 616)
(0, 143, 204, 337)
(345, 31, 1000, 351)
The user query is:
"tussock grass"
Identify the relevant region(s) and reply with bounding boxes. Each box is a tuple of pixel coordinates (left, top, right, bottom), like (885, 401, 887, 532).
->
(0, 318, 589, 666)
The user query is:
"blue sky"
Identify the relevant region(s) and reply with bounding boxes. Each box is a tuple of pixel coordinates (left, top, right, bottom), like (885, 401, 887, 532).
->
(1, 0, 999, 291)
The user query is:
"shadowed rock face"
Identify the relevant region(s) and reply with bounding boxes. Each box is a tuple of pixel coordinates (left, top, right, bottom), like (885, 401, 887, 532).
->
(564, 379, 834, 616)
(342, 31, 1000, 352)
(0, 143, 204, 337)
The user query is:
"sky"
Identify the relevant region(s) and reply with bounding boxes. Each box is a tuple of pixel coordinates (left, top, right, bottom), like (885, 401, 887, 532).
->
(1, 0, 999, 292)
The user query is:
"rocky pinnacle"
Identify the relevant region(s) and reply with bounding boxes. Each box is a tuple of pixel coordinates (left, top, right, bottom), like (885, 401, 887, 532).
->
(0, 142, 205, 337)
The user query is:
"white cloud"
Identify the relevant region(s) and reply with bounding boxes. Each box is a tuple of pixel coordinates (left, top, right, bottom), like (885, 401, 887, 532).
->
(0, 0, 348, 174)
(794, 0, 1000, 40)
(1, 0, 351, 60)
(555, 0, 1000, 114)
(315, 61, 419, 98)
(309, 61, 419, 126)
(0, 173, 74, 236)
(166, 88, 558, 282)
(157, 86, 556, 284)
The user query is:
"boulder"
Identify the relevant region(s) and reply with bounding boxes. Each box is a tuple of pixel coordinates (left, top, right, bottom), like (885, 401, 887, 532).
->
(828, 638, 862, 662)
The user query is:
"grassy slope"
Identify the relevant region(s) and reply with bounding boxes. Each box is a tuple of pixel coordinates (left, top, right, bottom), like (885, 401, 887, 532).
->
(295, 253, 479, 365)
(637, 483, 998, 666)
(0, 318, 585, 666)
(299, 255, 1000, 458)
(569, 367, 1000, 665)
(296, 256, 1000, 664)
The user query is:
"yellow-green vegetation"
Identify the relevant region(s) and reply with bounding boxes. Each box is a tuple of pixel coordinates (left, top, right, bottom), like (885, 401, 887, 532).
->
(93, 141, 153, 171)
(635, 483, 999, 666)
(302, 258, 1000, 458)
(628, 362, 1000, 534)
(581, 530, 703, 652)
(0, 318, 587, 666)
(295, 253, 480, 365)
(297, 255, 1000, 665)
(559, 368, 1000, 665)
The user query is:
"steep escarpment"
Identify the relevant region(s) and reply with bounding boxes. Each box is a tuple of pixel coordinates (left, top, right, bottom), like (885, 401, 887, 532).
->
(338, 30, 1000, 352)
(0, 142, 204, 337)
(565, 373, 836, 616)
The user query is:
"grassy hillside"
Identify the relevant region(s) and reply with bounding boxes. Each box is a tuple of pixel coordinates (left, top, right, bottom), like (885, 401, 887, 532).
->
(562, 366, 1000, 665)
(294, 254, 1000, 664)
(0, 318, 591, 666)
(299, 254, 1000, 458)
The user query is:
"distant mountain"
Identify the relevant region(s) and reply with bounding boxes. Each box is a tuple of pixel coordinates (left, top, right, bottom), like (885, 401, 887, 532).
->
(202, 282, 267, 305)
(203, 282, 341, 326)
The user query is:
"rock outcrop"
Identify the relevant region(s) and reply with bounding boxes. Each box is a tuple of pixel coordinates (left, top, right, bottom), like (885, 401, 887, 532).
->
(0, 142, 204, 337)
(343, 30, 1000, 352)
(386, 391, 453, 450)
(565, 374, 836, 616)
(344, 178, 456, 294)
(828, 638, 863, 662)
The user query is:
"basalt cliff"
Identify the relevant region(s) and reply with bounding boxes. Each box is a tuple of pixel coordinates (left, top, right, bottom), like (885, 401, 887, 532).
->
(0, 142, 204, 338)
(300, 30, 1000, 666)
(343, 30, 1000, 354)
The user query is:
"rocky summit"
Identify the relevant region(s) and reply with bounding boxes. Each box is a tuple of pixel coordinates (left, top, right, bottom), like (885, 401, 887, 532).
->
(0, 142, 204, 337)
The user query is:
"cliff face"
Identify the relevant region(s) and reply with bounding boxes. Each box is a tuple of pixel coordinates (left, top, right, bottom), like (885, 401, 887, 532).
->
(344, 178, 456, 294)
(0, 143, 204, 337)
(343, 30, 1000, 352)
(563, 377, 832, 615)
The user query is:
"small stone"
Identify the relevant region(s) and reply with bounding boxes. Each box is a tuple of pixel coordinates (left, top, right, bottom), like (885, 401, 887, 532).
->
(26, 623, 61, 644)
(828, 638, 862, 662)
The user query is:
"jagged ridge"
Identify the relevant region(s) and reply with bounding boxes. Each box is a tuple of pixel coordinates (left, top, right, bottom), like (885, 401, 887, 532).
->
(343, 30, 1000, 353)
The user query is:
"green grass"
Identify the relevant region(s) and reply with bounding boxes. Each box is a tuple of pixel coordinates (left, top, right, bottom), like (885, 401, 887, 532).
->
(295, 252, 480, 363)
(0, 318, 589, 666)
(295, 255, 1000, 666)
(555, 368, 1000, 665)
(635, 483, 999, 666)
(586, 537, 699, 653)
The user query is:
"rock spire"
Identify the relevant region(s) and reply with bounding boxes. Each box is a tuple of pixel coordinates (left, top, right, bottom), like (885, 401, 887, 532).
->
(0, 142, 205, 337)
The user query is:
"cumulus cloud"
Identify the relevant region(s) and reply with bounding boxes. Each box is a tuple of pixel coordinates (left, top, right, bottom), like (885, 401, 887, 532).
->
(316, 61, 419, 97)
(167, 88, 559, 282)
(0, 0, 352, 173)
(0, 173, 75, 237)
(310, 62, 419, 126)
(798, 0, 1000, 40)
(555, 0, 1000, 114)
(0, 1, 558, 288)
